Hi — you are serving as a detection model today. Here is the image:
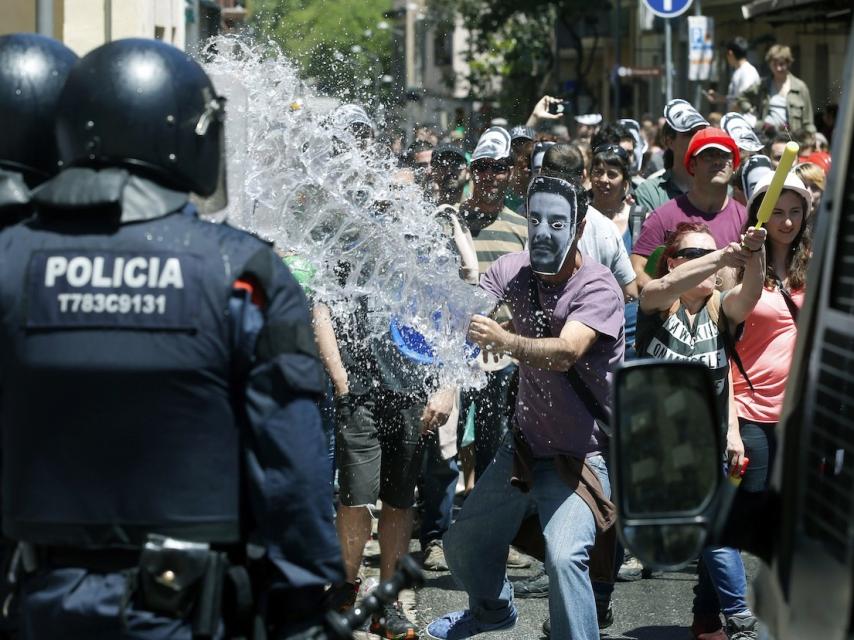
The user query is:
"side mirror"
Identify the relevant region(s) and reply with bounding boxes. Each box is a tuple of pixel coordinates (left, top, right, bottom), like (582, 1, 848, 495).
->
(612, 360, 726, 570)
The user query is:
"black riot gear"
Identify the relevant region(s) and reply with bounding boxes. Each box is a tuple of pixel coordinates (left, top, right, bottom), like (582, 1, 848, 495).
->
(55, 38, 225, 197)
(0, 37, 343, 639)
(0, 33, 78, 185)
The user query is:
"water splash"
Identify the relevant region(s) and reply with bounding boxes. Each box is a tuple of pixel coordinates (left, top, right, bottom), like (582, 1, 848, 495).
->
(202, 36, 491, 389)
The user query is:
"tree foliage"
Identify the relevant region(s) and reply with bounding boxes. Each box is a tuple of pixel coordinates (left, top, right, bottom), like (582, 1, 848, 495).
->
(429, 0, 605, 120)
(250, 0, 392, 102)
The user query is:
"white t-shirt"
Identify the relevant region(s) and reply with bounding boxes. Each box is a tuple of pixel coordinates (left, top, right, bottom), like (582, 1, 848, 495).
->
(728, 61, 760, 101)
(578, 205, 636, 287)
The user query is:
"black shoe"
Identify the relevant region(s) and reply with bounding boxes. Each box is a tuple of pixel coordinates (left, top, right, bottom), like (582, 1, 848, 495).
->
(370, 601, 419, 639)
(512, 568, 549, 598)
(541, 605, 612, 637)
(322, 579, 360, 613)
(597, 601, 614, 629)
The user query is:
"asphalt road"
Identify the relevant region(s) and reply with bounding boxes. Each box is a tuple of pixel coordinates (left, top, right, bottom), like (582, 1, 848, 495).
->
(413, 553, 762, 640)
(354, 505, 761, 639)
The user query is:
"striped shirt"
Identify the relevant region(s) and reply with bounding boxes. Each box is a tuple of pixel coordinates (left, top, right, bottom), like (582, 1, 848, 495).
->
(456, 203, 528, 338)
(462, 206, 529, 274)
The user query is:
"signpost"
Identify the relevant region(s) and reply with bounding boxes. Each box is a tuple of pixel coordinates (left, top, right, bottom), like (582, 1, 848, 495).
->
(642, 0, 694, 101)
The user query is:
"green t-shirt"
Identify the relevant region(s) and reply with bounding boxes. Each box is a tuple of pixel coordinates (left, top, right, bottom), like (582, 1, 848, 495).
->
(282, 254, 317, 296)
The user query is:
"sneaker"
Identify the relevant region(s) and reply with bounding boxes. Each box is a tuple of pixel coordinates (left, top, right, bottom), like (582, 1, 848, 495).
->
(425, 608, 517, 640)
(422, 540, 449, 572)
(506, 545, 533, 568)
(370, 601, 419, 640)
(322, 578, 361, 613)
(726, 612, 758, 640)
(511, 567, 549, 598)
(690, 613, 726, 640)
(616, 555, 644, 582)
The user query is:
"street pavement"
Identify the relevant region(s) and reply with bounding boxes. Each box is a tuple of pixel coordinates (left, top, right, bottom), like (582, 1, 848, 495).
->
(412, 552, 761, 640)
(353, 504, 761, 639)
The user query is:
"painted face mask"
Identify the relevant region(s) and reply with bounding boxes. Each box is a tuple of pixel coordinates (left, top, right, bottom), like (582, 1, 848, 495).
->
(526, 176, 580, 275)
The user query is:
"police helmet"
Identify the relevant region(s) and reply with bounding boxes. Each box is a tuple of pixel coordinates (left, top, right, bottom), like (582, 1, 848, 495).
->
(0, 33, 78, 184)
(55, 39, 225, 197)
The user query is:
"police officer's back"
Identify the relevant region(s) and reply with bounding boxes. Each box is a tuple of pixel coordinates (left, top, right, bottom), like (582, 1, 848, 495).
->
(0, 38, 342, 639)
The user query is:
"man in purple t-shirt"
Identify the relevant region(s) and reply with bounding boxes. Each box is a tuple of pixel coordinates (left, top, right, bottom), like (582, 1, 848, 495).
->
(632, 127, 747, 289)
(425, 177, 624, 640)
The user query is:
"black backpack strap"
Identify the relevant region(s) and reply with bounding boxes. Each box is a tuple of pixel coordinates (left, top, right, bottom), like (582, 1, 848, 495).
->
(771, 273, 800, 323)
(526, 271, 611, 428)
(716, 293, 754, 392)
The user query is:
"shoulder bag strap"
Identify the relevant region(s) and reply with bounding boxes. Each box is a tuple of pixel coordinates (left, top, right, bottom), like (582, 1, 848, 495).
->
(713, 291, 755, 392)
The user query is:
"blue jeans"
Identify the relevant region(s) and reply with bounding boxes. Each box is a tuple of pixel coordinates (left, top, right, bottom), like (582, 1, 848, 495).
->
(460, 365, 517, 479)
(319, 377, 337, 482)
(694, 546, 749, 618)
(443, 432, 610, 640)
(417, 437, 460, 549)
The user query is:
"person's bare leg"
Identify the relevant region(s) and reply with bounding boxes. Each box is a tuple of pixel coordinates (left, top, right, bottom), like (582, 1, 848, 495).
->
(460, 445, 476, 494)
(337, 504, 373, 582)
(378, 504, 414, 581)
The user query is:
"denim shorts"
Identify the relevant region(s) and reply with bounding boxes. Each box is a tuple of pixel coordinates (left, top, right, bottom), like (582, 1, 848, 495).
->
(334, 391, 425, 509)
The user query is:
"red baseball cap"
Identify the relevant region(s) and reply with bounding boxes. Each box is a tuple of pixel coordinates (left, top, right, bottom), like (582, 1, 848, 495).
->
(684, 127, 740, 175)
(802, 151, 831, 174)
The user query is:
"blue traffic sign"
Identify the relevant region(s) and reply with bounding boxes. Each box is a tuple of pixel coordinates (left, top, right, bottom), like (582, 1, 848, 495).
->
(643, 0, 694, 18)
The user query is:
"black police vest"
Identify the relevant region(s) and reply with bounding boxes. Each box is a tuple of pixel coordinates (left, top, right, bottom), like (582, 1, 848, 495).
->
(0, 208, 268, 547)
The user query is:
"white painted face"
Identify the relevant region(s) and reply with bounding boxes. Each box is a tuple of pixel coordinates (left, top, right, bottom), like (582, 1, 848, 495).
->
(528, 191, 577, 275)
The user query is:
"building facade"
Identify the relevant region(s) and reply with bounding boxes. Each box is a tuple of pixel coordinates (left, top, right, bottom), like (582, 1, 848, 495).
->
(393, 0, 851, 132)
(0, 0, 246, 55)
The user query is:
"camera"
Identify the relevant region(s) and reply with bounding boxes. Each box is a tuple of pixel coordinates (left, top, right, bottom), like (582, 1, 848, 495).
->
(547, 99, 570, 115)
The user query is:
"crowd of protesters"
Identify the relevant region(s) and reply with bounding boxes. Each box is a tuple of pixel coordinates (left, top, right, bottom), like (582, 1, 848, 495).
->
(308, 36, 831, 640)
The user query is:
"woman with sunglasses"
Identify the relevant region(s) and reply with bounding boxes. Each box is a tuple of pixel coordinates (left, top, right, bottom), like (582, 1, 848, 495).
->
(637, 221, 766, 640)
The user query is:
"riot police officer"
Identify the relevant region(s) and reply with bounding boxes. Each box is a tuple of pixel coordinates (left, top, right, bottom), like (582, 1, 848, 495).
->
(0, 38, 343, 639)
(0, 33, 77, 226)
(0, 33, 78, 638)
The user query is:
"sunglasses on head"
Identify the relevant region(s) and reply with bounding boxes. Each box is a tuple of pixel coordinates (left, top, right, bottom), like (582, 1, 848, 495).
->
(593, 144, 630, 163)
(673, 247, 715, 260)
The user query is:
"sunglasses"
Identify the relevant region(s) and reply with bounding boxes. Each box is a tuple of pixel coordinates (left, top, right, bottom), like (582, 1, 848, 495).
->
(593, 144, 630, 163)
(673, 247, 715, 260)
(472, 162, 511, 174)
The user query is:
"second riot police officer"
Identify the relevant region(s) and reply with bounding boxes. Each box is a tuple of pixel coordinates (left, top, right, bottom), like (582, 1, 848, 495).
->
(0, 38, 343, 639)
(0, 33, 77, 227)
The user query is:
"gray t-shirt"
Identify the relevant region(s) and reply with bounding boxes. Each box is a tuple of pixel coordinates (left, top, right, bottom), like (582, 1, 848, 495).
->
(480, 252, 625, 458)
(578, 205, 636, 287)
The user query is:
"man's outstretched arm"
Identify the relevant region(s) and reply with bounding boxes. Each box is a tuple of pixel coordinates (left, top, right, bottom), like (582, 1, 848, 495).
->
(468, 314, 597, 372)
